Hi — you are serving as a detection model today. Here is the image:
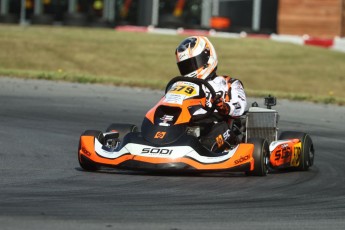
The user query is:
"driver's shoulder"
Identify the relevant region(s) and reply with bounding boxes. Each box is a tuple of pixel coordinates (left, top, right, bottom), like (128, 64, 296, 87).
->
(216, 75, 244, 87)
(210, 75, 236, 85)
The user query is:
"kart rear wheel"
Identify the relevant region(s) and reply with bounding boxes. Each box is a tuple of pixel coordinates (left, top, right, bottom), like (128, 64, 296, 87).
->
(78, 130, 103, 171)
(279, 131, 314, 171)
(106, 123, 138, 142)
(246, 138, 269, 176)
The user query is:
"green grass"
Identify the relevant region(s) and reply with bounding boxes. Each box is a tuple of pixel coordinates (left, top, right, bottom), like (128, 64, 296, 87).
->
(0, 24, 344, 105)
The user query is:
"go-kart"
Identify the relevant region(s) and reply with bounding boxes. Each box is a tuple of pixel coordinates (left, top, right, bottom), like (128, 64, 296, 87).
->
(78, 77, 315, 176)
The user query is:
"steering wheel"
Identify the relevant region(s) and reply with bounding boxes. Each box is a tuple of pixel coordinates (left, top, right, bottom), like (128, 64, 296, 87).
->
(165, 76, 219, 121)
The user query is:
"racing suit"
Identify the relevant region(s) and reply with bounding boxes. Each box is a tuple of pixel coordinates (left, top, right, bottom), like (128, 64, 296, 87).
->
(199, 75, 247, 151)
(205, 75, 247, 117)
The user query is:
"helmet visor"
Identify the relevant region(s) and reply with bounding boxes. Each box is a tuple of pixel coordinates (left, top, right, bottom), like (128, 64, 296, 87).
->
(177, 50, 209, 76)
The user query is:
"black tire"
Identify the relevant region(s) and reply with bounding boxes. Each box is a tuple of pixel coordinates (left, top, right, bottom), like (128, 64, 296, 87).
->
(82, 130, 105, 144)
(78, 130, 103, 171)
(105, 123, 138, 142)
(279, 131, 314, 171)
(246, 138, 269, 176)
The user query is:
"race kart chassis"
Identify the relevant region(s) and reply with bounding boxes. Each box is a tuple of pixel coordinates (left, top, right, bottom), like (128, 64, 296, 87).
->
(78, 78, 314, 176)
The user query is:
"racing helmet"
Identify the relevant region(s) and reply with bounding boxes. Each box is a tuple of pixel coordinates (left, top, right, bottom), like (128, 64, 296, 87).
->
(175, 36, 218, 80)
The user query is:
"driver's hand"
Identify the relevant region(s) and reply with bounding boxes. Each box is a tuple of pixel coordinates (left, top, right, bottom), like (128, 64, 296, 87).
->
(215, 97, 230, 115)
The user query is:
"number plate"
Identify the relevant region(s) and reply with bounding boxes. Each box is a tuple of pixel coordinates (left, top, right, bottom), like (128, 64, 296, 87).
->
(163, 82, 200, 105)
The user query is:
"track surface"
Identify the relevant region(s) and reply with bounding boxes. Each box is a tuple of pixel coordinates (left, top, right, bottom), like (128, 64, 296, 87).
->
(1, 77, 345, 230)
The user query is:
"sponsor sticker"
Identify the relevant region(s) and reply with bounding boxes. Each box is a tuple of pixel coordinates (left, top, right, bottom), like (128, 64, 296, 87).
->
(291, 142, 301, 166)
(159, 115, 174, 127)
(234, 155, 250, 164)
(216, 134, 224, 148)
(154, 131, 166, 139)
(81, 147, 91, 156)
(141, 147, 173, 156)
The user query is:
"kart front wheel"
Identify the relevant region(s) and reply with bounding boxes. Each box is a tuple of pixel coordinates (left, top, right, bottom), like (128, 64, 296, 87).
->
(279, 131, 314, 171)
(105, 123, 138, 142)
(246, 138, 269, 176)
(78, 130, 103, 171)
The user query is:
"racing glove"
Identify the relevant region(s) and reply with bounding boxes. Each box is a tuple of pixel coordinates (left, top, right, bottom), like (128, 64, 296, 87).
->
(215, 97, 230, 116)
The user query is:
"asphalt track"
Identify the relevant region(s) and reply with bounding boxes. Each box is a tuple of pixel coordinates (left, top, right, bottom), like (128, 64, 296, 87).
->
(1, 77, 345, 230)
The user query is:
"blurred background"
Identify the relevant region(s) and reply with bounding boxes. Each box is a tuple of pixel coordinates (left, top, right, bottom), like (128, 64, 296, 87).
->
(0, 0, 344, 38)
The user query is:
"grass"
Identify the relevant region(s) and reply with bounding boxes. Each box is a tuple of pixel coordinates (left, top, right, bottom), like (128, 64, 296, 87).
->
(0, 24, 344, 105)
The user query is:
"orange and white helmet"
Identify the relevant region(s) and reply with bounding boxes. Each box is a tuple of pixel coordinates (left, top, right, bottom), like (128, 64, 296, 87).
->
(175, 36, 218, 80)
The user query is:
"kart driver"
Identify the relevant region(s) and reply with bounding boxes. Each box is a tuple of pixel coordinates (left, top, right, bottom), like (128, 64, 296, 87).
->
(175, 36, 247, 151)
